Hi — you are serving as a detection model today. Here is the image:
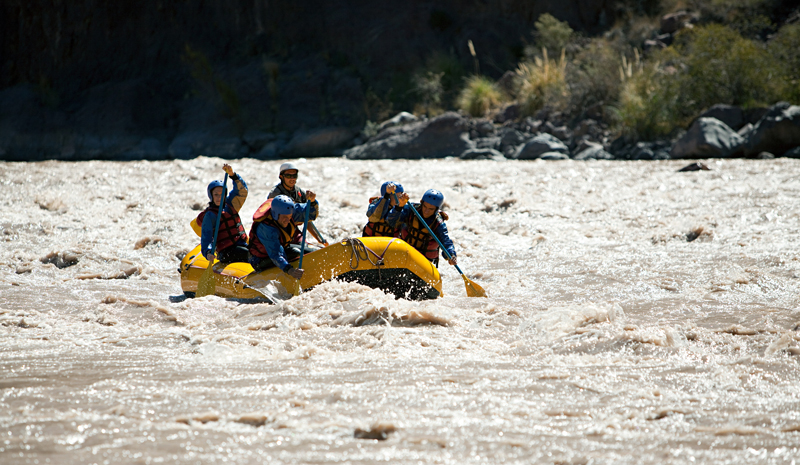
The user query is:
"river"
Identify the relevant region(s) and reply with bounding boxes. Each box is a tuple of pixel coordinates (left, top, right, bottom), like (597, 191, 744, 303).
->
(1, 157, 799, 464)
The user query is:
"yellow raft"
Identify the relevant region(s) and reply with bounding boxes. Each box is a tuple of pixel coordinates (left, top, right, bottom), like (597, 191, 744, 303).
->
(179, 237, 443, 300)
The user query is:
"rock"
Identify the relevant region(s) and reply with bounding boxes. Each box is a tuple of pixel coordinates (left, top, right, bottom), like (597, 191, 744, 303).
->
(743, 103, 800, 157)
(473, 136, 501, 150)
(699, 104, 744, 130)
(744, 107, 769, 125)
(118, 138, 168, 160)
(344, 112, 472, 159)
(539, 151, 569, 160)
(168, 131, 245, 159)
(783, 146, 800, 158)
(472, 119, 495, 137)
(677, 162, 711, 172)
(573, 119, 599, 138)
(378, 111, 418, 131)
(495, 71, 517, 96)
(757, 151, 775, 159)
(671, 117, 744, 159)
(643, 39, 667, 52)
(514, 133, 569, 160)
(573, 142, 613, 160)
(493, 103, 520, 124)
(497, 127, 529, 157)
(660, 11, 693, 34)
(459, 148, 504, 160)
(242, 130, 276, 152)
(253, 141, 284, 159)
(738, 123, 754, 137)
(283, 127, 355, 156)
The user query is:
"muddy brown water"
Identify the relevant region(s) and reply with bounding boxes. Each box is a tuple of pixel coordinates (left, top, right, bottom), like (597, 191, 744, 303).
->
(1, 157, 799, 464)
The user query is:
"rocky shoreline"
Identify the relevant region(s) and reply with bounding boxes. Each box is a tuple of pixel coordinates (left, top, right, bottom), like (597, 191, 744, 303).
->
(2, 97, 797, 162)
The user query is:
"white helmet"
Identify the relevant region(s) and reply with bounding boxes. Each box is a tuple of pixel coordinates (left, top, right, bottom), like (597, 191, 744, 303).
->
(279, 162, 299, 175)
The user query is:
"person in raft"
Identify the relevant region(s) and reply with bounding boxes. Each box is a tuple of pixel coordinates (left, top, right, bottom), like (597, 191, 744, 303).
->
(268, 162, 309, 203)
(388, 189, 457, 267)
(198, 163, 249, 264)
(363, 181, 404, 237)
(247, 194, 319, 278)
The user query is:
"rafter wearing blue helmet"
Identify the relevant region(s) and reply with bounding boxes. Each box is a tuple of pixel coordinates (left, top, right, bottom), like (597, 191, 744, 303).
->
(247, 192, 319, 279)
(363, 181, 404, 238)
(387, 188, 456, 267)
(197, 163, 250, 264)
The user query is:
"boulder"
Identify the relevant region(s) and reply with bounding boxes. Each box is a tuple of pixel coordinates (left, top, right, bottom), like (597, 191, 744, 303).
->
(283, 127, 355, 156)
(459, 148, 504, 160)
(698, 104, 744, 130)
(493, 103, 520, 124)
(670, 117, 744, 159)
(378, 111, 418, 131)
(514, 133, 569, 160)
(743, 103, 800, 157)
(573, 142, 614, 160)
(539, 152, 569, 160)
(783, 146, 800, 158)
(496, 127, 529, 157)
(168, 130, 246, 160)
(344, 112, 472, 159)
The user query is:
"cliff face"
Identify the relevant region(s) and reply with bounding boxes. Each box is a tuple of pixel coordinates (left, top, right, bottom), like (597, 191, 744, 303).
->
(0, 0, 615, 160)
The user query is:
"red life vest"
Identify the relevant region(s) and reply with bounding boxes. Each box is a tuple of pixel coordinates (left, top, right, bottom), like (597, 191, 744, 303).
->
(248, 199, 299, 259)
(363, 196, 400, 238)
(400, 204, 444, 261)
(197, 205, 247, 252)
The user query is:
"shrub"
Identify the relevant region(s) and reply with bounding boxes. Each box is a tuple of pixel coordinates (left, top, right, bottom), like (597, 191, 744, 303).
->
(515, 48, 569, 116)
(412, 71, 444, 116)
(675, 24, 788, 109)
(457, 75, 502, 117)
(613, 61, 682, 141)
(566, 39, 627, 118)
(769, 23, 800, 102)
(527, 14, 574, 60)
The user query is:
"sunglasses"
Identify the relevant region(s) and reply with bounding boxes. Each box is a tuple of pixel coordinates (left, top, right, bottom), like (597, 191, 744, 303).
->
(282, 173, 298, 179)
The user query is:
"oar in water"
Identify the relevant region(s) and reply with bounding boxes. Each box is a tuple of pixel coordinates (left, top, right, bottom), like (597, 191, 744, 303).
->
(196, 172, 228, 297)
(290, 200, 311, 296)
(396, 193, 487, 298)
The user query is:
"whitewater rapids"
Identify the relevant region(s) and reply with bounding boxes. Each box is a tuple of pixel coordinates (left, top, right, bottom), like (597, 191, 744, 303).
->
(1, 157, 799, 464)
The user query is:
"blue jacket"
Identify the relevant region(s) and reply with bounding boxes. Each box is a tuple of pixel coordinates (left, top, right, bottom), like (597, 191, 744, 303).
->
(387, 203, 456, 259)
(366, 196, 392, 222)
(250, 200, 318, 271)
(201, 174, 248, 256)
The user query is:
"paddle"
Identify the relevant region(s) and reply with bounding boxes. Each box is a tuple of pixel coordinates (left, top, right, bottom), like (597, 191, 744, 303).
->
(395, 193, 487, 298)
(290, 200, 311, 296)
(196, 172, 228, 297)
(309, 221, 329, 246)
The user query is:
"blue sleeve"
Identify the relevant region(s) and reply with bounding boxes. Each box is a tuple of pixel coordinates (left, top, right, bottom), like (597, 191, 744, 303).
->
(256, 224, 292, 271)
(386, 204, 411, 229)
(433, 221, 456, 259)
(225, 174, 248, 214)
(200, 212, 218, 256)
(366, 197, 390, 221)
(292, 200, 319, 223)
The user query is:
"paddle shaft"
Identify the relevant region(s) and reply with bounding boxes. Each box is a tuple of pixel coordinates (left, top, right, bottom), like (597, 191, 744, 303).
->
(309, 221, 328, 246)
(394, 194, 465, 275)
(209, 173, 229, 259)
(298, 200, 311, 269)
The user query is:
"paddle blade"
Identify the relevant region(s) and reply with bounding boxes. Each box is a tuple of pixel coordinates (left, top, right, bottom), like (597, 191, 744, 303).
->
(462, 275, 487, 298)
(196, 262, 216, 297)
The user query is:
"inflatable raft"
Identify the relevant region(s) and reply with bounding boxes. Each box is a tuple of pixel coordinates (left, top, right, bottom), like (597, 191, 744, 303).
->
(179, 237, 443, 300)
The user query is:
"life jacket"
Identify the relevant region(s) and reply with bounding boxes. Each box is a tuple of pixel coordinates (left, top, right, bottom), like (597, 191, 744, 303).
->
(363, 196, 400, 238)
(197, 204, 247, 252)
(248, 199, 299, 259)
(400, 204, 445, 261)
(273, 183, 307, 203)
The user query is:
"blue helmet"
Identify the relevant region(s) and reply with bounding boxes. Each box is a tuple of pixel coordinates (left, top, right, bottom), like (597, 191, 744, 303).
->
(421, 189, 444, 209)
(207, 180, 225, 201)
(270, 195, 295, 220)
(380, 181, 404, 197)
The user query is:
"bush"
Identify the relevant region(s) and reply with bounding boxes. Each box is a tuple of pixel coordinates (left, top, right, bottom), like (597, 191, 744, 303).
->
(613, 60, 682, 141)
(412, 71, 445, 115)
(769, 23, 800, 102)
(515, 48, 569, 116)
(675, 24, 788, 109)
(566, 39, 627, 118)
(527, 14, 574, 60)
(457, 75, 502, 117)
